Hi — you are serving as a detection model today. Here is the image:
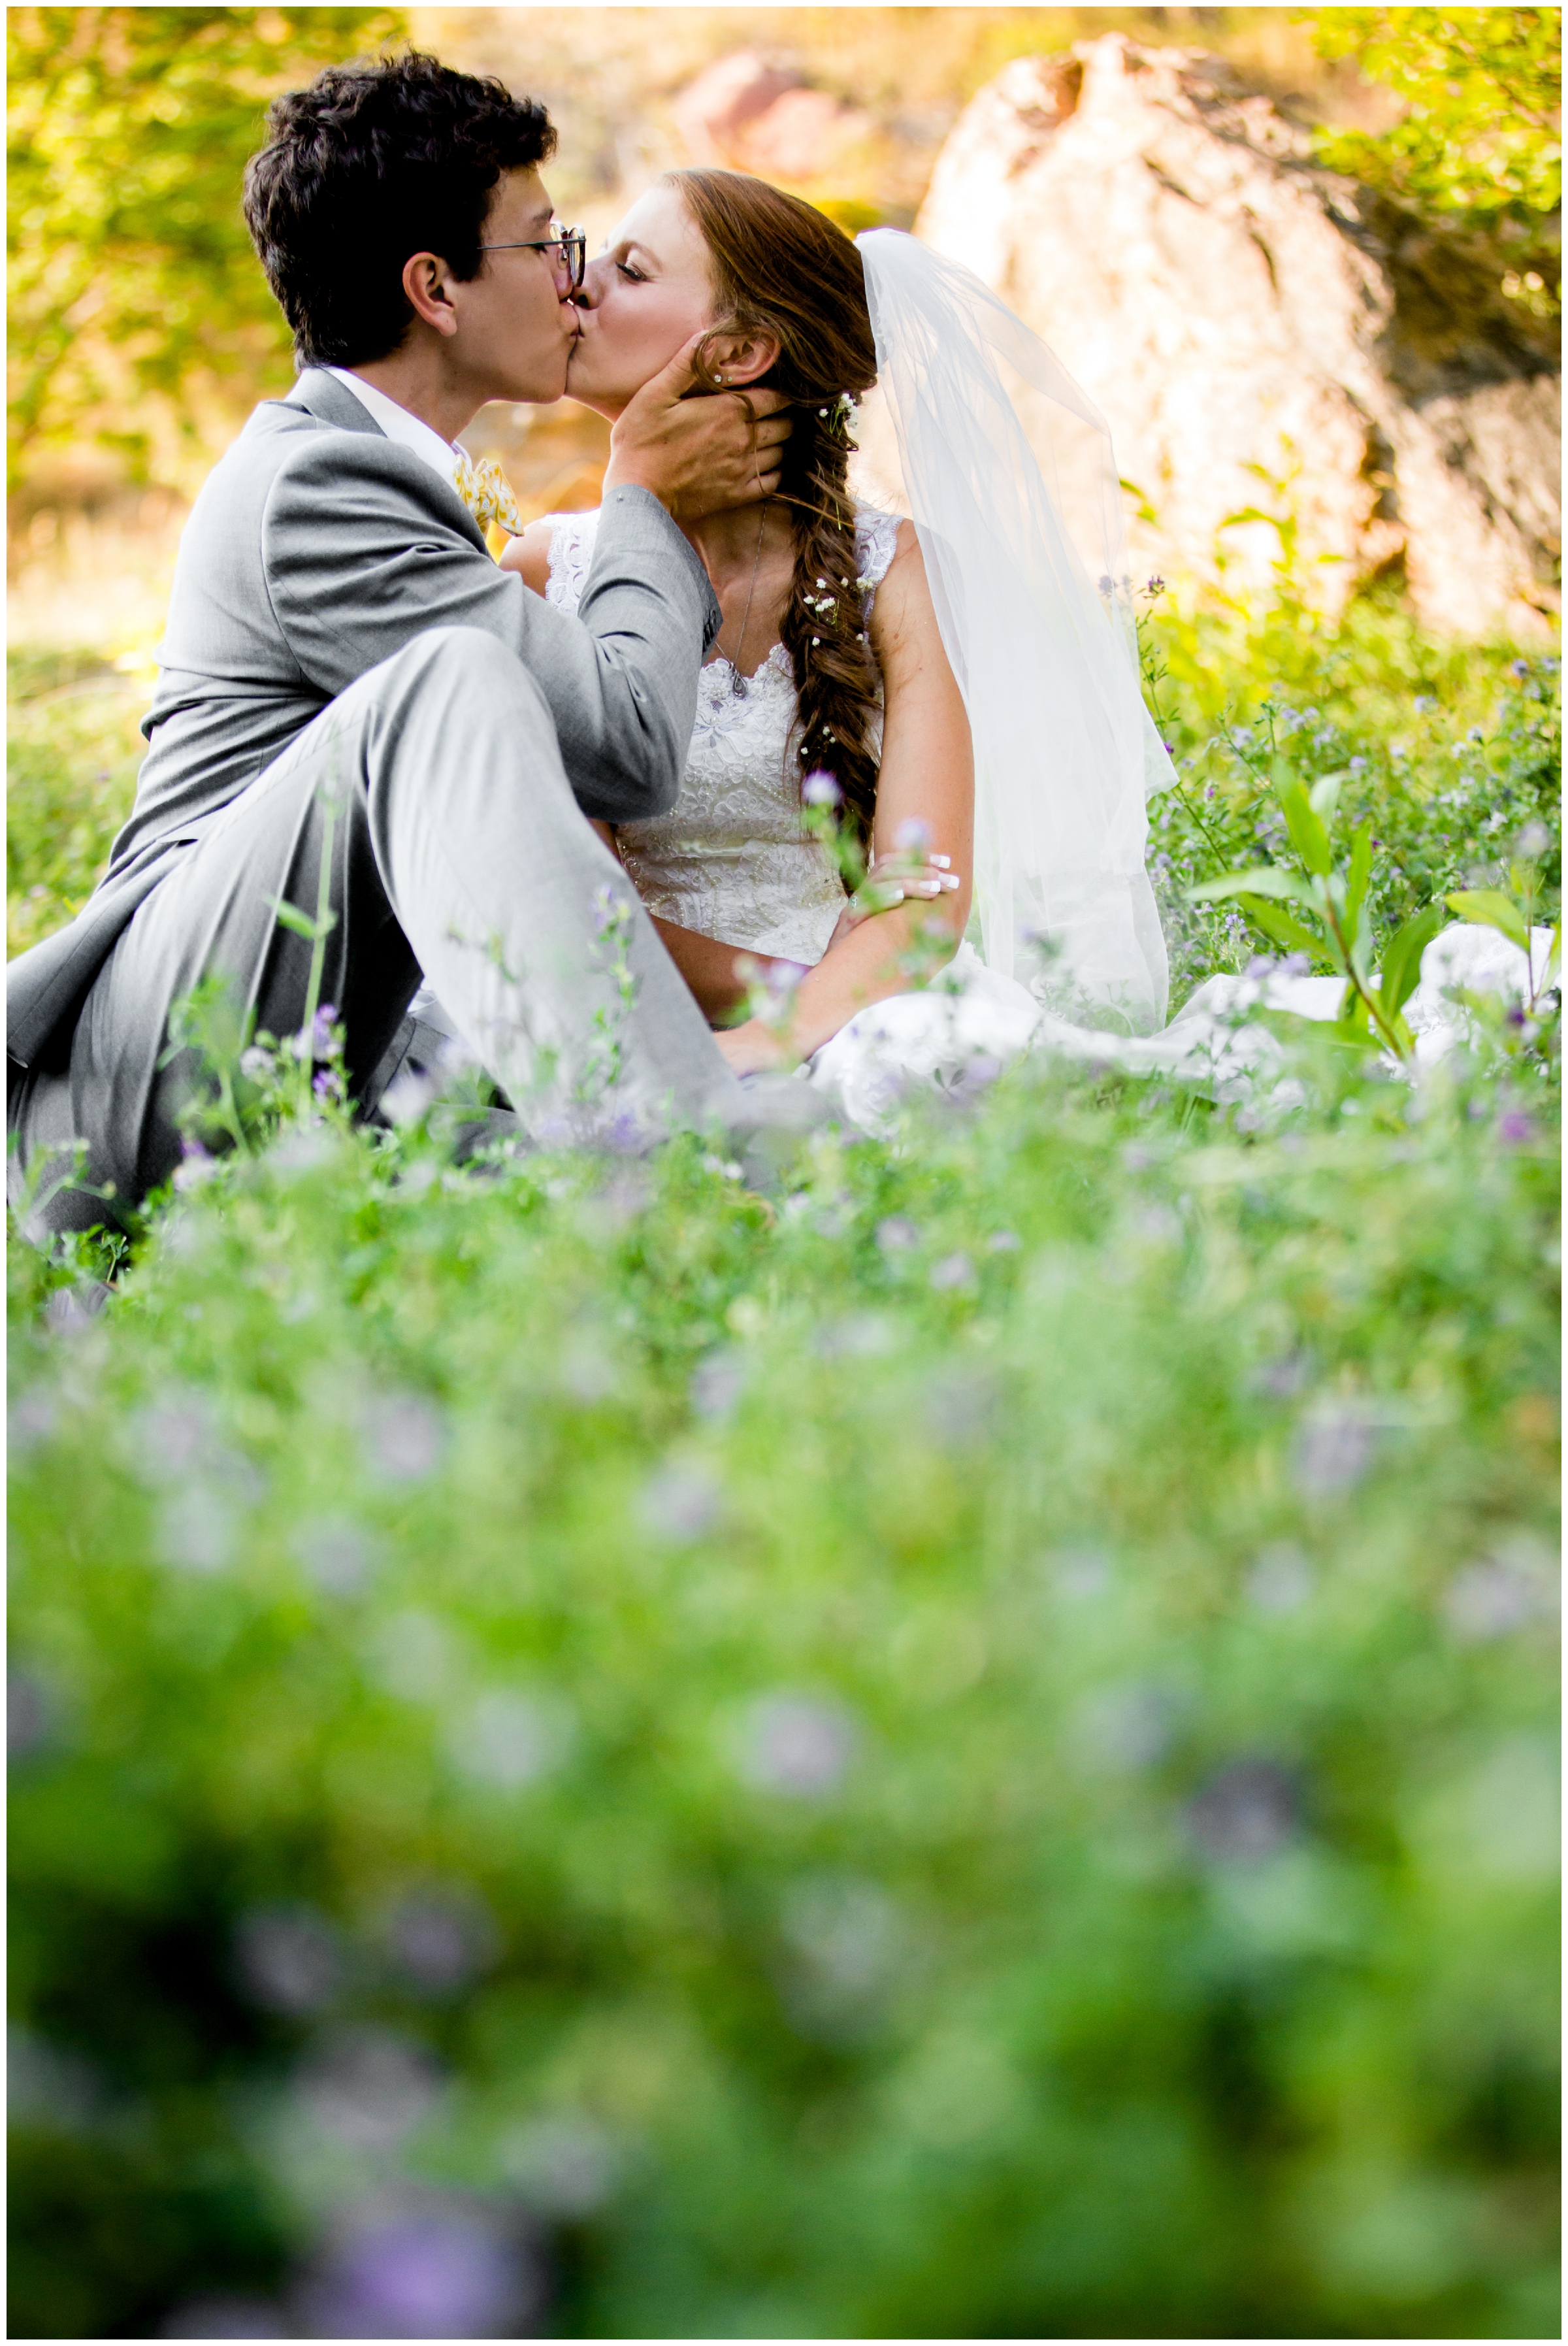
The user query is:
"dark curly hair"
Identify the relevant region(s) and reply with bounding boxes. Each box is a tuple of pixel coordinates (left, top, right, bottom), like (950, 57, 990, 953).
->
(669, 170, 883, 865)
(243, 51, 556, 368)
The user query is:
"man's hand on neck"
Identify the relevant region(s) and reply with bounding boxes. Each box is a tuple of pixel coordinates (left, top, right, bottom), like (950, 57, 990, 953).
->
(603, 338, 792, 523)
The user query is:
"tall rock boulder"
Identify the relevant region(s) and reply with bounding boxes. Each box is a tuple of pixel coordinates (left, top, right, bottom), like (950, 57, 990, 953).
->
(915, 35, 1560, 638)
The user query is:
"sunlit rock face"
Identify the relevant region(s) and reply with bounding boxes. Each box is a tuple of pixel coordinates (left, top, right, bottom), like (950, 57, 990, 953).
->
(672, 51, 874, 186)
(915, 35, 1560, 639)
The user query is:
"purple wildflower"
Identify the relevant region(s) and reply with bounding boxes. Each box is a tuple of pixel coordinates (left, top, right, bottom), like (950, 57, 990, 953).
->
(740, 1694, 857, 1796)
(360, 1393, 446, 1482)
(235, 1906, 343, 2016)
(1292, 1408, 1375, 1496)
(299, 2206, 534, 2339)
(1186, 1759, 1300, 1864)
(640, 1461, 722, 1543)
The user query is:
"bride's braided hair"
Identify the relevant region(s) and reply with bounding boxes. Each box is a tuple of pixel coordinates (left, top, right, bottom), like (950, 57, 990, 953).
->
(669, 170, 883, 864)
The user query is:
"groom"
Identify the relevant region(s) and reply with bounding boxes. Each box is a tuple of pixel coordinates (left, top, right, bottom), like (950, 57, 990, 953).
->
(7, 51, 792, 1234)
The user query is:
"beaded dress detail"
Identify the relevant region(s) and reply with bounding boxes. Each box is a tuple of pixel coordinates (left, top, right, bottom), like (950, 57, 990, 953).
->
(544, 504, 902, 965)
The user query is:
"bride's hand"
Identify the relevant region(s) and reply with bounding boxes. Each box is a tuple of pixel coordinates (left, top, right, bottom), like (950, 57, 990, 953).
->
(715, 1020, 790, 1077)
(825, 851, 962, 953)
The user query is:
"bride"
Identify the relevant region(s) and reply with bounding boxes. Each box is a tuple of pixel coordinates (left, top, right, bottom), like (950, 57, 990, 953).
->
(425, 169, 1530, 1128)
(480, 167, 1169, 1127)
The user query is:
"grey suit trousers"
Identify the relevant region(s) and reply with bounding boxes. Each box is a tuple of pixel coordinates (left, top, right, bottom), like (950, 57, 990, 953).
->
(10, 627, 745, 1234)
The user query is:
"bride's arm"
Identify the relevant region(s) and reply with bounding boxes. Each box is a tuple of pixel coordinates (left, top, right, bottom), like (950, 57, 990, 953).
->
(499, 521, 555, 595)
(717, 522, 974, 1073)
(647, 920, 751, 1020)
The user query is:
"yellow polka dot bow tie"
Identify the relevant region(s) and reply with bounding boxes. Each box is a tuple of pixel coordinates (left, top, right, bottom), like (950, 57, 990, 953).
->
(452, 451, 523, 540)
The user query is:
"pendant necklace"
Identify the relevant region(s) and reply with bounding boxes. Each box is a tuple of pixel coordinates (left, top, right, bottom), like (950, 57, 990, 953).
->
(724, 503, 768, 699)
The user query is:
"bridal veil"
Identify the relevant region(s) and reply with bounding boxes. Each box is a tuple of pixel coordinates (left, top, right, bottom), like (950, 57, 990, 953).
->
(855, 229, 1172, 1033)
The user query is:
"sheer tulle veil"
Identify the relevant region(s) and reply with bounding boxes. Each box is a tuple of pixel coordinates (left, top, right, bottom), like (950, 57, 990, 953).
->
(854, 229, 1173, 1033)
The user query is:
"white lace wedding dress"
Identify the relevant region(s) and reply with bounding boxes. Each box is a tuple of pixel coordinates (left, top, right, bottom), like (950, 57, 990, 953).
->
(535, 501, 1047, 1131)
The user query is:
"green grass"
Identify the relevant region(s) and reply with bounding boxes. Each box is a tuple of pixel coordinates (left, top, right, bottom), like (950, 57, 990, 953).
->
(1143, 584, 1561, 1001)
(7, 587, 1561, 2339)
(7, 648, 144, 958)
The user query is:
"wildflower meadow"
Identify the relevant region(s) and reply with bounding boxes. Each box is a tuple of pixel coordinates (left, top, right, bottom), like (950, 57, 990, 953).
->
(9, 575, 1560, 2338)
(7, 5, 1560, 2335)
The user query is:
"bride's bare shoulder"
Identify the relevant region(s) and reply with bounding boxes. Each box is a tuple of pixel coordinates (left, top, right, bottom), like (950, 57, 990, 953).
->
(865, 516, 938, 648)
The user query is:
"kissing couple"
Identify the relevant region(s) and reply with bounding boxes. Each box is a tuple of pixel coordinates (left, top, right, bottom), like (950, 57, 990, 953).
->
(8, 49, 1171, 1234)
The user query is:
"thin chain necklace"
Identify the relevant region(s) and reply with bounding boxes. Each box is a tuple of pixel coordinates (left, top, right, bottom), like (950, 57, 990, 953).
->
(719, 502, 768, 699)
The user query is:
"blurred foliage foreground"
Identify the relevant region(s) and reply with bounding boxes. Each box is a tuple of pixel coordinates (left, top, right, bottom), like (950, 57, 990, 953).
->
(8, 588, 1562, 2339)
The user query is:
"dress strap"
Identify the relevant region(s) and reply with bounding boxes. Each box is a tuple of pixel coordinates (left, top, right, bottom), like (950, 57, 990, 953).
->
(854, 505, 903, 618)
(541, 509, 599, 614)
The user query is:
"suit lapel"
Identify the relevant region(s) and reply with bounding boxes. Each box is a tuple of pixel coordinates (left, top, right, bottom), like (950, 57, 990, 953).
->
(269, 367, 489, 553)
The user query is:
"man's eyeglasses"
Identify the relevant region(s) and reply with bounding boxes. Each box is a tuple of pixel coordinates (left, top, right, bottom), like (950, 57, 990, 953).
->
(477, 222, 586, 291)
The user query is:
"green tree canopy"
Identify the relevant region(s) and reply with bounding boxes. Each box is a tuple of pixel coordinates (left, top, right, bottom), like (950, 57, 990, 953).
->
(8, 7, 406, 504)
(1300, 8, 1561, 312)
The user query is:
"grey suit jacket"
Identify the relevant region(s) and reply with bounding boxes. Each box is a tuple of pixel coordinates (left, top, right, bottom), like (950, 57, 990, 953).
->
(8, 367, 721, 1071)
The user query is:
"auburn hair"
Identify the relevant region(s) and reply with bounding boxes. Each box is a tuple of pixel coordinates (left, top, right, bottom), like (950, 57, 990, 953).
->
(667, 169, 883, 863)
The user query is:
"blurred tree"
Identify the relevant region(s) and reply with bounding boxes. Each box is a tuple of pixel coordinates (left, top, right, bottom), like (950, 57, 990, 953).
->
(7, 8, 406, 505)
(1299, 8, 1561, 314)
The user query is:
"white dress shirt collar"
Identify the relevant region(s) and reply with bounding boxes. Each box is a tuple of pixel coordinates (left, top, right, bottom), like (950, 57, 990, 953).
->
(295, 365, 465, 485)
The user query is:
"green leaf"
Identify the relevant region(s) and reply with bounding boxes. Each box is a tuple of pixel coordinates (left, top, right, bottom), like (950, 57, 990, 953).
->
(1308, 772, 1347, 822)
(1119, 477, 1160, 528)
(1239, 899, 1330, 963)
(1342, 825, 1376, 978)
(1543, 921, 1562, 993)
(1186, 868, 1311, 906)
(1445, 887, 1531, 953)
(1377, 902, 1447, 1019)
(1279, 780, 1333, 878)
(1345, 823, 1374, 927)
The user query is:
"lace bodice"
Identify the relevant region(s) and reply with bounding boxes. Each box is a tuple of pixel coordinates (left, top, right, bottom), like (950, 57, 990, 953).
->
(545, 504, 902, 965)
